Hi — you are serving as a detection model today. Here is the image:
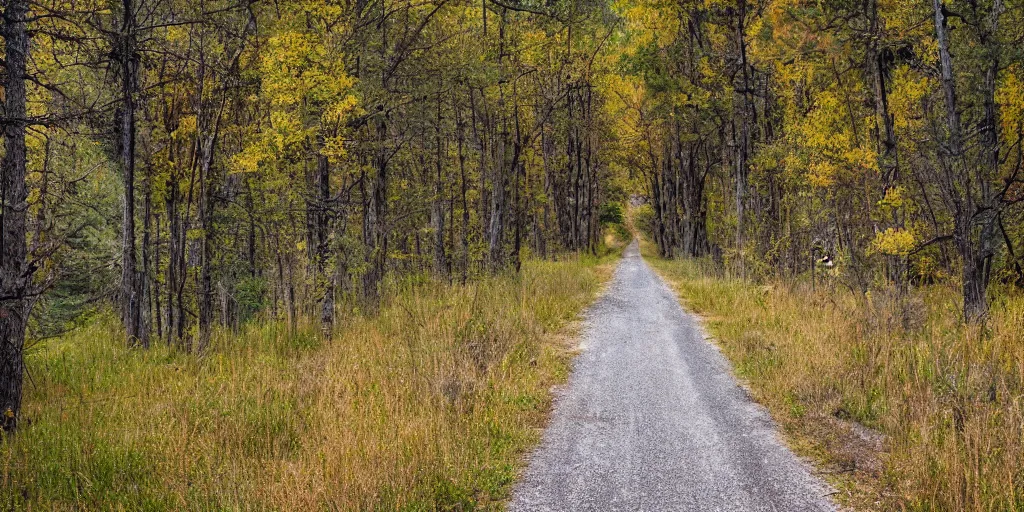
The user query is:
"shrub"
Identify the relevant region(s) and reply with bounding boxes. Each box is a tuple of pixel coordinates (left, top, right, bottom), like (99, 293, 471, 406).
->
(599, 202, 624, 225)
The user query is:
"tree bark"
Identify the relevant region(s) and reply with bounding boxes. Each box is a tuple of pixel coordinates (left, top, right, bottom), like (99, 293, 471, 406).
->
(433, 90, 448, 278)
(363, 119, 389, 305)
(455, 93, 470, 281)
(118, 0, 146, 346)
(315, 151, 334, 330)
(0, 0, 31, 431)
(734, 0, 751, 263)
(197, 132, 218, 352)
(141, 182, 153, 348)
(933, 0, 993, 321)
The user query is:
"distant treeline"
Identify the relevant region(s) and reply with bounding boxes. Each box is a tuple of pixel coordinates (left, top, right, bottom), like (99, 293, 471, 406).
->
(615, 0, 1024, 320)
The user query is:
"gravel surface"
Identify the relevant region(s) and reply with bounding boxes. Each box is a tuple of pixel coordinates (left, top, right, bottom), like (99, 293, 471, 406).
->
(509, 241, 837, 511)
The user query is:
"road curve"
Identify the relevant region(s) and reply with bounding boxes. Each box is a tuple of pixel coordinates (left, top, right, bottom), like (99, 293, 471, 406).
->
(509, 240, 836, 512)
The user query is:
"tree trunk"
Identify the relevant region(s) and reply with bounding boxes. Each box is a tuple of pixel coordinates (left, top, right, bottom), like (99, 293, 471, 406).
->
(197, 134, 217, 352)
(455, 94, 470, 281)
(680, 140, 709, 258)
(651, 173, 668, 258)
(165, 176, 185, 343)
(153, 213, 163, 340)
(488, 17, 509, 269)
(734, 0, 751, 263)
(140, 183, 153, 348)
(363, 120, 389, 305)
(933, 0, 992, 321)
(315, 152, 334, 330)
(488, 126, 507, 269)
(119, 0, 146, 346)
(971, 0, 1003, 318)
(433, 91, 448, 278)
(540, 127, 552, 259)
(0, 0, 30, 431)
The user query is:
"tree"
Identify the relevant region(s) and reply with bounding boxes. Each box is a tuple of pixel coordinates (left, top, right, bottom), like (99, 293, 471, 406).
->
(0, 0, 32, 431)
(931, 0, 1012, 320)
(114, 0, 147, 346)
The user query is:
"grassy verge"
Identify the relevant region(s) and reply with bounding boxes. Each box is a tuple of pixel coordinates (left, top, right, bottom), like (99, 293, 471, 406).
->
(643, 240, 1024, 511)
(0, 251, 619, 510)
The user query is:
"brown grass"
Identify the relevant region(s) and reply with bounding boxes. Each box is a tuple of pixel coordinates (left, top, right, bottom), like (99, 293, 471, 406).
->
(0, 253, 618, 511)
(644, 242, 1024, 511)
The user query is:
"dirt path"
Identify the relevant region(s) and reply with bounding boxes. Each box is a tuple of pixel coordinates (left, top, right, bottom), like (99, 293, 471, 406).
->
(510, 240, 836, 511)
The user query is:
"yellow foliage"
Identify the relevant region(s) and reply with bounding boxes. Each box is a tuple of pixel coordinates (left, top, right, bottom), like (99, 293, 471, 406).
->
(879, 186, 907, 209)
(889, 65, 931, 135)
(807, 160, 837, 188)
(871, 227, 916, 256)
(997, 66, 1024, 134)
(233, 2, 358, 175)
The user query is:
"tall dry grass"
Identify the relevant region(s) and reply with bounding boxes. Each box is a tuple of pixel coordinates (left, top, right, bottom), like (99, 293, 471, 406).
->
(646, 246, 1024, 511)
(0, 254, 617, 510)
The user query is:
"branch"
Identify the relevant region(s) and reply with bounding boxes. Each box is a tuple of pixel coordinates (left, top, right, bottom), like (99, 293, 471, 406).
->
(487, 0, 564, 22)
(909, 234, 953, 255)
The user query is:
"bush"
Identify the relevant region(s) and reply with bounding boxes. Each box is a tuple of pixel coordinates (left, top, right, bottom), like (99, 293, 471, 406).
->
(235, 276, 269, 324)
(599, 202, 624, 225)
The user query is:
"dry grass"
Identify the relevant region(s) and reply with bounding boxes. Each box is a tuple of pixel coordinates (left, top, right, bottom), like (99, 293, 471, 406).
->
(644, 242, 1024, 511)
(0, 252, 618, 511)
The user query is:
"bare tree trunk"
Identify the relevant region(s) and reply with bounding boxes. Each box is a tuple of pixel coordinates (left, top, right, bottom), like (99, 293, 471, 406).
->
(165, 176, 184, 343)
(651, 173, 669, 258)
(246, 182, 257, 277)
(869, 3, 899, 191)
(455, 93, 470, 281)
(315, 151, 334, 330)
(933, 0, 994, 321)
(119, 0, 146, 346)
(153, 213, 163, 340)
(540, 126, 552, 259)
(163, 99, 185, 344)
(662, 139, 678, 257)
(680, 138, 709, 258)
(140, 182, 153, 348)
(363, 120, 389, 305)
(584, 84, 597, 255)
(488, 126, 507, 268)
(488, 15, 509, 270)
(197, 133, 217, 352)
(511, 88, 524, 270)
(433, 90, 448, 278)
(0, 0, 31, 431)
(972, 0, 1004, 317)
(734, 0, 751, 268)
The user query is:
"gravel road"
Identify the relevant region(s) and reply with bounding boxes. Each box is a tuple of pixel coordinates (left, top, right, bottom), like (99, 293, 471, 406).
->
(509, 240, 837, 511)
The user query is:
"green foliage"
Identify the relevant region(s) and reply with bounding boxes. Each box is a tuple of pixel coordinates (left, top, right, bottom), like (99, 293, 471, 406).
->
(234, 276, 269, 325)
(599, 202, 625, 225)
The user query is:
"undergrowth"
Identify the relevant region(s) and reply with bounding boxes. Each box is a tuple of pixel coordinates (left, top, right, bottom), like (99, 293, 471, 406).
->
(0, 250, 619, 510)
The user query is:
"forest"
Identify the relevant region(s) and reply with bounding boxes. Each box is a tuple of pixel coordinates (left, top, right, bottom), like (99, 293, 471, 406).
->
(0, 0, 621, 425)
(2, 0, 1024, 509)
